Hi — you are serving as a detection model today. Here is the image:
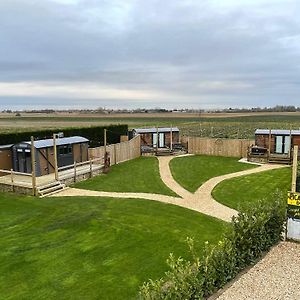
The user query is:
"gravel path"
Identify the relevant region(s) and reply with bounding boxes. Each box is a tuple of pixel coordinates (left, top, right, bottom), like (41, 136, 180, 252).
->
(193, 162, 287, 221)
(52, 155, 287, 222)
(217, 242, 300, 300)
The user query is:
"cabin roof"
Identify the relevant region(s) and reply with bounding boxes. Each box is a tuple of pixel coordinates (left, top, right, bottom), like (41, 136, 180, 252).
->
(255, 129, 300, 135)
(133, 127, 180, 134)
(16, 136, 89, 149)
(0, 144, 14, 150)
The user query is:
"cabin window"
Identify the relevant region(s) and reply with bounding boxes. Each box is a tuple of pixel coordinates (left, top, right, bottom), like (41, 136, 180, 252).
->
(275, 135, 291, 154)
(58, 145, 73, 155)
(159, 133, 165, 147)
(152, 133, 158, 147)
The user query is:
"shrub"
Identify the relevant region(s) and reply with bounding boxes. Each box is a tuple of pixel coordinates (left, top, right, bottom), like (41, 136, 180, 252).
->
(139, 193, 286, 299)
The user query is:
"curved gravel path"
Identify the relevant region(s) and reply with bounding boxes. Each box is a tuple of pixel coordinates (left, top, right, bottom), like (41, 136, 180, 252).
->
(52, 155, 287, 222)
(192, 162, 287, 221)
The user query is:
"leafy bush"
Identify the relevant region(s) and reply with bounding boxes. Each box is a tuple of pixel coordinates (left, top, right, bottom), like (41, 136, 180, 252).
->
(0, 124, 128, 147)
(139, 193, 286, 299)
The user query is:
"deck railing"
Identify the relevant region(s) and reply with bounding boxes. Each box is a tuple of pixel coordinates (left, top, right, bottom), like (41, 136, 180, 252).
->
(0, 168, 33, 190)
(57, 157, 104, 182)
(0, 157, 105, 193)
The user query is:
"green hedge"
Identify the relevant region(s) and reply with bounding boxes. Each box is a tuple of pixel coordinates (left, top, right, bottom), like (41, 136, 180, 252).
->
(139, 192, 286, 299)
(0, 125, 128, 148)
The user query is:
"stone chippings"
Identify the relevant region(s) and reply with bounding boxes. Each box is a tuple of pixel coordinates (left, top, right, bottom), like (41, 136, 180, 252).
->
(217, 242, 300, 300)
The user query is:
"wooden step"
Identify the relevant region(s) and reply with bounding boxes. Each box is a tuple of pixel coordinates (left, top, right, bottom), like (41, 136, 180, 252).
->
(268, 158, 291, 164)
(39, 186, 67, 198)
(37, 181, 66, 197)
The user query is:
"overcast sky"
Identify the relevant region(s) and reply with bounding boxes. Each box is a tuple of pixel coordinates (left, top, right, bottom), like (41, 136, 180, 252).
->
(0, 0, 299, 110)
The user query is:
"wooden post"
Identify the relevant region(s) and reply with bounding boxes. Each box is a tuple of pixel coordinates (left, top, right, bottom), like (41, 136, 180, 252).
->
(104, 129, 107, 154)
(89, 159, 92, 178)
(53, 134, 58, 181)
(156, 126, 159, 153)
(268, 129, 271, 160)
(31, 136, 37, 196)
(170, 125, 173, 151)
(10, 169, 14, 192)
(289, 129, 292, 159)
(74, 161, 77, 182)
(114, 144, 117, 165)
(291, 145, 298, 193)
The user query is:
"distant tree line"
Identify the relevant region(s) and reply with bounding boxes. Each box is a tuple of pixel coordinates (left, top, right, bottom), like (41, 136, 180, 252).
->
(1, 105, 299, 114)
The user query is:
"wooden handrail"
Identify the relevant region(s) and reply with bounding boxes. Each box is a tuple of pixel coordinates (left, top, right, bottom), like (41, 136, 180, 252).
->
(57, 157, 104, 171)
(0, 169, 32, 177)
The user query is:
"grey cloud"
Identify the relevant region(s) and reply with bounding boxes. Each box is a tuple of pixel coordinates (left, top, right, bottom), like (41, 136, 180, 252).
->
(0, 0, 299, 109)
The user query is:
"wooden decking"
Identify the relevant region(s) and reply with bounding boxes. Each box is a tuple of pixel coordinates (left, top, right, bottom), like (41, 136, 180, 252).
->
(0, 163, 103, 190)
(248, 152, 291, 164)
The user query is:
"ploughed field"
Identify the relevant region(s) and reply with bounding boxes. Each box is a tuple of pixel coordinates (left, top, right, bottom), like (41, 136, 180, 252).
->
(1, 112, 300, 139)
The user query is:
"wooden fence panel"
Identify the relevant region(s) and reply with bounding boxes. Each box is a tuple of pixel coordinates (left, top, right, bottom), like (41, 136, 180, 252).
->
(187, 137, 254, 158)
(88, 135, 141, 165)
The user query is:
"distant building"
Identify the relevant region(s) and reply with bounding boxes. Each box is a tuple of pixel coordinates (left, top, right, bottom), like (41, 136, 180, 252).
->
(132, 127, 180, 148)
(248, 129, 300, 164)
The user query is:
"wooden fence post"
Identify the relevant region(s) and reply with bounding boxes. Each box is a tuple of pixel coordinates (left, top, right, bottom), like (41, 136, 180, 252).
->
(170, 125, 173, 151)
(10, 169, 14, 192)
(156, 126, 159, 153)
(268, 129, 271, 160)
(53, 134, 59, 181)
(31, 136, 37, 196)
(291, 145, 298, 193)
(114, 144, 117, 165)
(289, 129, 292, 160)
(89, 159, 93, 178)
(104, 129, 107, 154)
(74, 161, 77, 182)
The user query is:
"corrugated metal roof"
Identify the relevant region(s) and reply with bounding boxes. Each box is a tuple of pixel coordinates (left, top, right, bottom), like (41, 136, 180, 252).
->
(19, 136, 89, 149)
(255, 129, 300, 135)
(133, 127, 180, 134)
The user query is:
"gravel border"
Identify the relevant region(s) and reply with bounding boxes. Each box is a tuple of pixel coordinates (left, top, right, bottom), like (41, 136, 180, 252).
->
(215, 241, 300, 300)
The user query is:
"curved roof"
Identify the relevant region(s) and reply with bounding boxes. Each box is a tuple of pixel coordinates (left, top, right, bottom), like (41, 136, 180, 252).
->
(255, 129, 300, 135)
(17, 136, 89, 149)
(133, 127, 179, 134)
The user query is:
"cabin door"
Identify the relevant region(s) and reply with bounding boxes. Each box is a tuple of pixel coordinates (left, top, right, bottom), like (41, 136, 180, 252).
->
(152, 133, 158, 147)
(275, 136, 291, 154)
(275, 136, 283, 154)
(284, 136, 291, 154)
(17, 149, 32, 173)
(159, 133, 165, 147)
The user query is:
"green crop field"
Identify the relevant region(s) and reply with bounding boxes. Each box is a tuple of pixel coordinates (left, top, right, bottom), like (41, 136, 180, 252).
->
(1, 112, 300, 139)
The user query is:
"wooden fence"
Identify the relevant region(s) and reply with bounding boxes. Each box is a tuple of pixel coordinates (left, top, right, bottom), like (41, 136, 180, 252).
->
(187, 137, 254, 158)
(88, 135, 141, 165)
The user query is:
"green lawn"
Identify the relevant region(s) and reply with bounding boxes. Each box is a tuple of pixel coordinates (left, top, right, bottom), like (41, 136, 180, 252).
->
(212, 167, 291, 211)
(0, 192, 227, 300)
(170, 155, 256, 192)
(74, 157, 177, 196)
